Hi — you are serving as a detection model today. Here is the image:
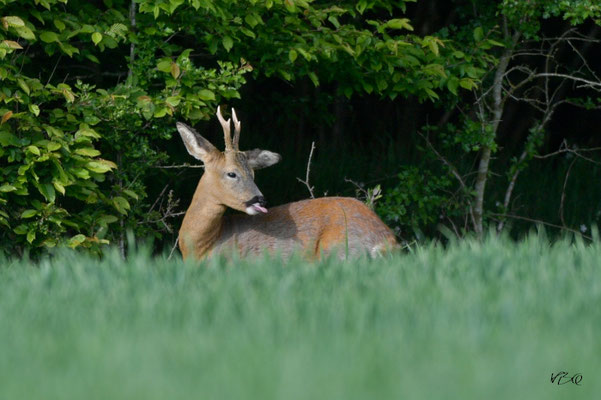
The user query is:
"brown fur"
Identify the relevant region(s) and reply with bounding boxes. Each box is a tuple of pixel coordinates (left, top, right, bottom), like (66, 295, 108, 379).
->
(179, 194, 398, 260)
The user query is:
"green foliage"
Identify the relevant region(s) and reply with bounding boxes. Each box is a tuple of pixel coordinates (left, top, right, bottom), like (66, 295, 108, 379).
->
(1, 235, 601, 398)
(0, 0, 129, 251)
(502, 0, 601, 36)
(377, 166, 463, 236)
(141, 0, 489, 101)
(0, 0, 251, 253)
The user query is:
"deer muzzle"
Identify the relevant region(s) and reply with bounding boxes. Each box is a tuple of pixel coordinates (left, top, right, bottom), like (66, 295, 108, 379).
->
(245, 195, 268, 215)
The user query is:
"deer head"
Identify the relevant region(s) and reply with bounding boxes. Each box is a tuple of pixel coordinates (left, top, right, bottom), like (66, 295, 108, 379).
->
(176, 107, 281, 215)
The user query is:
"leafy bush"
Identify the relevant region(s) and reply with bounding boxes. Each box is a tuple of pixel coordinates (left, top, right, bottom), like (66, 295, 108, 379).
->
(0, 4, 126, 252)
(0, 1, 249, 254)
(377, 166, 463, 237)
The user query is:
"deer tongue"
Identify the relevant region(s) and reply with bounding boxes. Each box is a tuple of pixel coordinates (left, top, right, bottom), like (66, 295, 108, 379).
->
(251, 203, 268, 213)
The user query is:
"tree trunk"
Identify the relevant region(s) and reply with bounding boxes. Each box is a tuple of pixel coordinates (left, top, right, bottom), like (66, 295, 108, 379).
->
(472, 30, 521, 238)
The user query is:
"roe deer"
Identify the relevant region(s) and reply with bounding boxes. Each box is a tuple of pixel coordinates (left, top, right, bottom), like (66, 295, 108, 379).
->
(176, 107, 397, 260)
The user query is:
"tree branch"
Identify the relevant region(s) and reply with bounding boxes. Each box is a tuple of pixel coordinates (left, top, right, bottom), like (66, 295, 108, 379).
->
(296, 141, 316, 198)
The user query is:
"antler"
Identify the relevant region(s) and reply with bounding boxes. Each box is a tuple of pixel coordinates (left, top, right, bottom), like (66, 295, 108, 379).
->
(231, 108, 241, 150)
(216, 106, 233, 151)
(216, 106, 241, 151)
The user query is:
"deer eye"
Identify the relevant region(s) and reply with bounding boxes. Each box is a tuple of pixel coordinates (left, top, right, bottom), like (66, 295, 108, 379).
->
(226, 172, 237, 179)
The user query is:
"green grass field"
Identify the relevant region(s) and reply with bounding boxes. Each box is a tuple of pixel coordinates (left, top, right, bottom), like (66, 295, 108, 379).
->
(1, 234, 600, 400)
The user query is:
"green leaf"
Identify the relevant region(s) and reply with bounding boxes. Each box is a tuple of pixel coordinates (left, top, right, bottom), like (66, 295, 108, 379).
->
(447, 77, 459, 96)
(86, 54, 100, 64)
(42, 239, 57, 248)
(38, 183, 56, 203)
(13, 224, 28, 234)
(362, 82, 373, 94)
(26, 230, 36, 244)
(1, 40, 22, 49)
(284, 0, 296, 12)
(86, 160, 115, 173)
(29, 104, 40, 116)
(17, 78, 30, 95)
(2, 16, 25, 27)
(40, 31, 59, 43)
(245, 14, 259, 28)
(157, 59, 172, 72)
(46, 141, 61, 151)
(386, 19, 413, 31)
(297, 48, 312, 61)
(222, 36, 234, 52)
(221, 89, 241, 99)
(72, 168, 90, 179)
(75, 125, 100, 139)
(53, 180, 65, 195)
(27, 145, 41, 156)
(280, 70, 292, 81)
(92, 32, 103, 45)
(40, 183, 56, 203)
(459, 78, 475, 90)
(170, 63, 180, 79)
(166, 96, 181, 107)
(240, 27, 256, 39)
(487, 39, 505, 47)
(97, 214, 118, 226)
(75, 147, 101, 157)
(198, 89, 215, 101)
(68, 234, 86, 248)
(21, 209, 37, 218)
(328, 15, 341, 29)
(14, 26, 35, 41)
(427, 40, 439, 56)
(122, 189, 139, 200)
(154, 107, 168, 118)
(45, 125, 65, 138)
(0, 184, 17, 192)
(289, 49, 298, 63)
(424, 87, 439, 100)
(58, 42, 79, 56)
(113, 196, 130, 215)
(473, 26, 484, 41)
(54, 19, 66, 31)
(80, 24, 95, 34)
(62, 88, 75, 102)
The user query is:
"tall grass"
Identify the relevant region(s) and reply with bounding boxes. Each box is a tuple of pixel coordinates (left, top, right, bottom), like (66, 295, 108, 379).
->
(1, 235, 600, 399)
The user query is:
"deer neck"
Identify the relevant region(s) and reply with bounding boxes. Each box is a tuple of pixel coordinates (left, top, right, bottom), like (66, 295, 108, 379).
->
(179, 178, 227, 259)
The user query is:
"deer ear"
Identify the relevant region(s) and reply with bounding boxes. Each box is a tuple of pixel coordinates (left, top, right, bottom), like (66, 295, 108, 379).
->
(176, 122, 218, 162)
(244, 149, 282, 170)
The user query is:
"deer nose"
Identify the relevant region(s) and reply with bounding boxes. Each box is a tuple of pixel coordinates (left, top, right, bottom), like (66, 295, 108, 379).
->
(245, 195, 267, 207)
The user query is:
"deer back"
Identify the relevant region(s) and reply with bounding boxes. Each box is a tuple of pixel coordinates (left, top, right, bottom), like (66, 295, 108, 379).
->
(211, 197, 398, 259)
